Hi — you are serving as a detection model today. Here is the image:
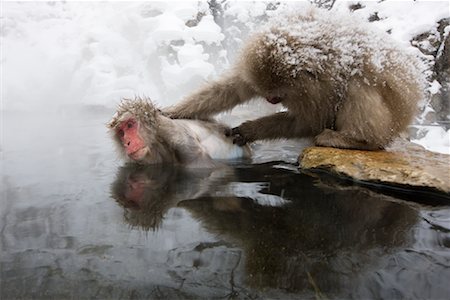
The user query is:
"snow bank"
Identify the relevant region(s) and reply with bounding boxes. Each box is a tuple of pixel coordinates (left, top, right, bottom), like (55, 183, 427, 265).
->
(151, 12, 187, 44)
(411, 126, 450, 155)
(1, 1, 216, 109)
(334, 1, 449, 48)
(188, 15, 225, 45)
(224, 1, 268, 23)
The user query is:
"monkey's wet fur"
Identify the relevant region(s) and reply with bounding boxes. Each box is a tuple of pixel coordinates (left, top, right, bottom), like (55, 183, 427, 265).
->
(108, 97, 250, 166)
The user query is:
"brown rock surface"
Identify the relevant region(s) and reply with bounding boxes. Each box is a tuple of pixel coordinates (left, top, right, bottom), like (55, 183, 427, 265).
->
(299, 142, 450, 195)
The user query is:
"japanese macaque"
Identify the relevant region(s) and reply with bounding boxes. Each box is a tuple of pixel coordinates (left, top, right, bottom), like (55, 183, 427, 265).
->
(108, 98, 251, 167)
(165, 8, 425, 150)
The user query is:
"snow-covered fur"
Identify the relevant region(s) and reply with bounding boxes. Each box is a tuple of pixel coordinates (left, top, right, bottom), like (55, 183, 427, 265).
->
(166, 8, 426, 150)
(108, 98, 251, 167)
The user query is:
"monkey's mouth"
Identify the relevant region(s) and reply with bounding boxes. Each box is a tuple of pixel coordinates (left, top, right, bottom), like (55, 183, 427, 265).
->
(128, 147, 149, 161)
(266, 96, 283, 104)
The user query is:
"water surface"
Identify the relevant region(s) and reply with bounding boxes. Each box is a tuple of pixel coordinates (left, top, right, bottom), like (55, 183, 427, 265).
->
(1, 109, 449, 299)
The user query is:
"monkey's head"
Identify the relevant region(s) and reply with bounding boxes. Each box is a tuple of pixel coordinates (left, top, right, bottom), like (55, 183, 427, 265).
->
(239, 31, 297, 105)
(108, 97, 173, 164)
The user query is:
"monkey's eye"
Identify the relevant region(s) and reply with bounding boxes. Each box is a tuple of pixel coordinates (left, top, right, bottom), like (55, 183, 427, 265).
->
(127, 122, 134, 129)
(118, 129, 124, 137)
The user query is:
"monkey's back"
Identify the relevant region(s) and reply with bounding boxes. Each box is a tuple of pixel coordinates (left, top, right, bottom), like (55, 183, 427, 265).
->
(240, 7, 425, 124)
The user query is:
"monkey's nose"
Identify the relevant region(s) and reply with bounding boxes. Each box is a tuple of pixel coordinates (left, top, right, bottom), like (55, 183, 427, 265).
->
(122, 140, 131, 148)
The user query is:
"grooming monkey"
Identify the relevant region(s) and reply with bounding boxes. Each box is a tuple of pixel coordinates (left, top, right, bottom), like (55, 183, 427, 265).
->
(108, 98, 250, 166)
(165, 8, 425, 150)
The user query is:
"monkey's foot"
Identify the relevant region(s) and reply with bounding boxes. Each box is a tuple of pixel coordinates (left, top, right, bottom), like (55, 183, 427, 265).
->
(315, 129, 381, 150)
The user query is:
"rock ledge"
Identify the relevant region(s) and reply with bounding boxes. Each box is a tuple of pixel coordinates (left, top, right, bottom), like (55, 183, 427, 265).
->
(299, 143, 450, 197)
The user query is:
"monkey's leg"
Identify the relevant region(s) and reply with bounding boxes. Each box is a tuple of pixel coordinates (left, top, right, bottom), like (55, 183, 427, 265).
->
(314, 129, 383, 150)
(231, 112, 315, 145)
(315, 82, 394, 150)
(164, 75, 256, 120)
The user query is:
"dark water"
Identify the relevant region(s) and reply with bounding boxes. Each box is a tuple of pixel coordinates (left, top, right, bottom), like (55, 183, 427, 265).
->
(1, 109, 450, 299)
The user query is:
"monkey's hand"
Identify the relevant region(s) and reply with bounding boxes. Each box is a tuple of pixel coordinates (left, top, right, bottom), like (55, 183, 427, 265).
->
(225, 126, 250, 146)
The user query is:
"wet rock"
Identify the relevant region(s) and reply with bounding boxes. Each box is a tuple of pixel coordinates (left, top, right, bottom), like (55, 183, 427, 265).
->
(299, 142, 450, 196)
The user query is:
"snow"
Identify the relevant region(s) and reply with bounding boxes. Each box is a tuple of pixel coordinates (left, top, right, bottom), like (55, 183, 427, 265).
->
(334, 1, 449, 48)
(261, 7, 423, 87)
(411, 126, 450, 155)
(1, 0, 449, 154)
(224, 1, 268, 23)
(428, 80, 442, 95)
(160, 57, 214, 89)
(188, 15, 225, 45)
(151, 12, 187, 44)
(176, 44, 209, 66)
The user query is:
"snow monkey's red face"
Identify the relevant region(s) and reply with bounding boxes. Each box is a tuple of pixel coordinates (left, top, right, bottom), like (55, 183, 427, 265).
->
(109, 98, 181, 165)
(108, 99, 170, 165)
(115, 115, 149, 161)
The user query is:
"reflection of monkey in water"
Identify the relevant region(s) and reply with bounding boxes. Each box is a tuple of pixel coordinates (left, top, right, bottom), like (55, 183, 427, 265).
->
(165, 8, 425, 150)
(110, 163, 235, 230)
(180, 179, 418, 294)
(111, 165, 176, 229)
(108, 98, 250, 167)
(111, 162, 417, 295)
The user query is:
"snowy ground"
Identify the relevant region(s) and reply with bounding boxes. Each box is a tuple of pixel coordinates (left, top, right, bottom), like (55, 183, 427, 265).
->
(1, 0, 449, 154)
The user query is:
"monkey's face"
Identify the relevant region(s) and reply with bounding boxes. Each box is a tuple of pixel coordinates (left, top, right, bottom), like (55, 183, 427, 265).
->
(111, 114, 169, 165)
(118, 117, 150, 161)
(109, 98, 172, 165)
(113, 113, 151, 162)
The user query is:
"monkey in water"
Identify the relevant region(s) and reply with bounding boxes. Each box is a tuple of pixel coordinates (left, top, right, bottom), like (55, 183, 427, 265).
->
(108, 98, 250, 167)
(165, 8, 425, 150)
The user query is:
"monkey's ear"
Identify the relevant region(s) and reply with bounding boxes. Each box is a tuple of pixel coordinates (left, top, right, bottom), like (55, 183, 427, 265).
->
(107, 112, 120, 129)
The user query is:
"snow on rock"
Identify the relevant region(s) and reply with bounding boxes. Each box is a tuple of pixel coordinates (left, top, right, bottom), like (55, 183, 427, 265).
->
(177, 44, 209, 66)
(188, 15, 225, 45)
(411, 126, 450, 155)
(172, 3, 199, 21)
(335, 1, 449, 48)
(151, 12, 187, 44)
(428, 80, 442, 95)
(161, 58, 214, 89)
(224, 1, 268, 23)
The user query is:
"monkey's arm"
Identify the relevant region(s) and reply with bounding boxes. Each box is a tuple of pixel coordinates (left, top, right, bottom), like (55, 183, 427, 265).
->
(164, 75, 256, 120)
(229, 112, 315, 145)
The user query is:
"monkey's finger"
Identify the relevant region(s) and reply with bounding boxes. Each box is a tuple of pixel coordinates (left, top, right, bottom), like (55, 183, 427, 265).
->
(224, 128, 232, 137)
(231, 127, 241, 135)
(233, 134, 247, 146)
